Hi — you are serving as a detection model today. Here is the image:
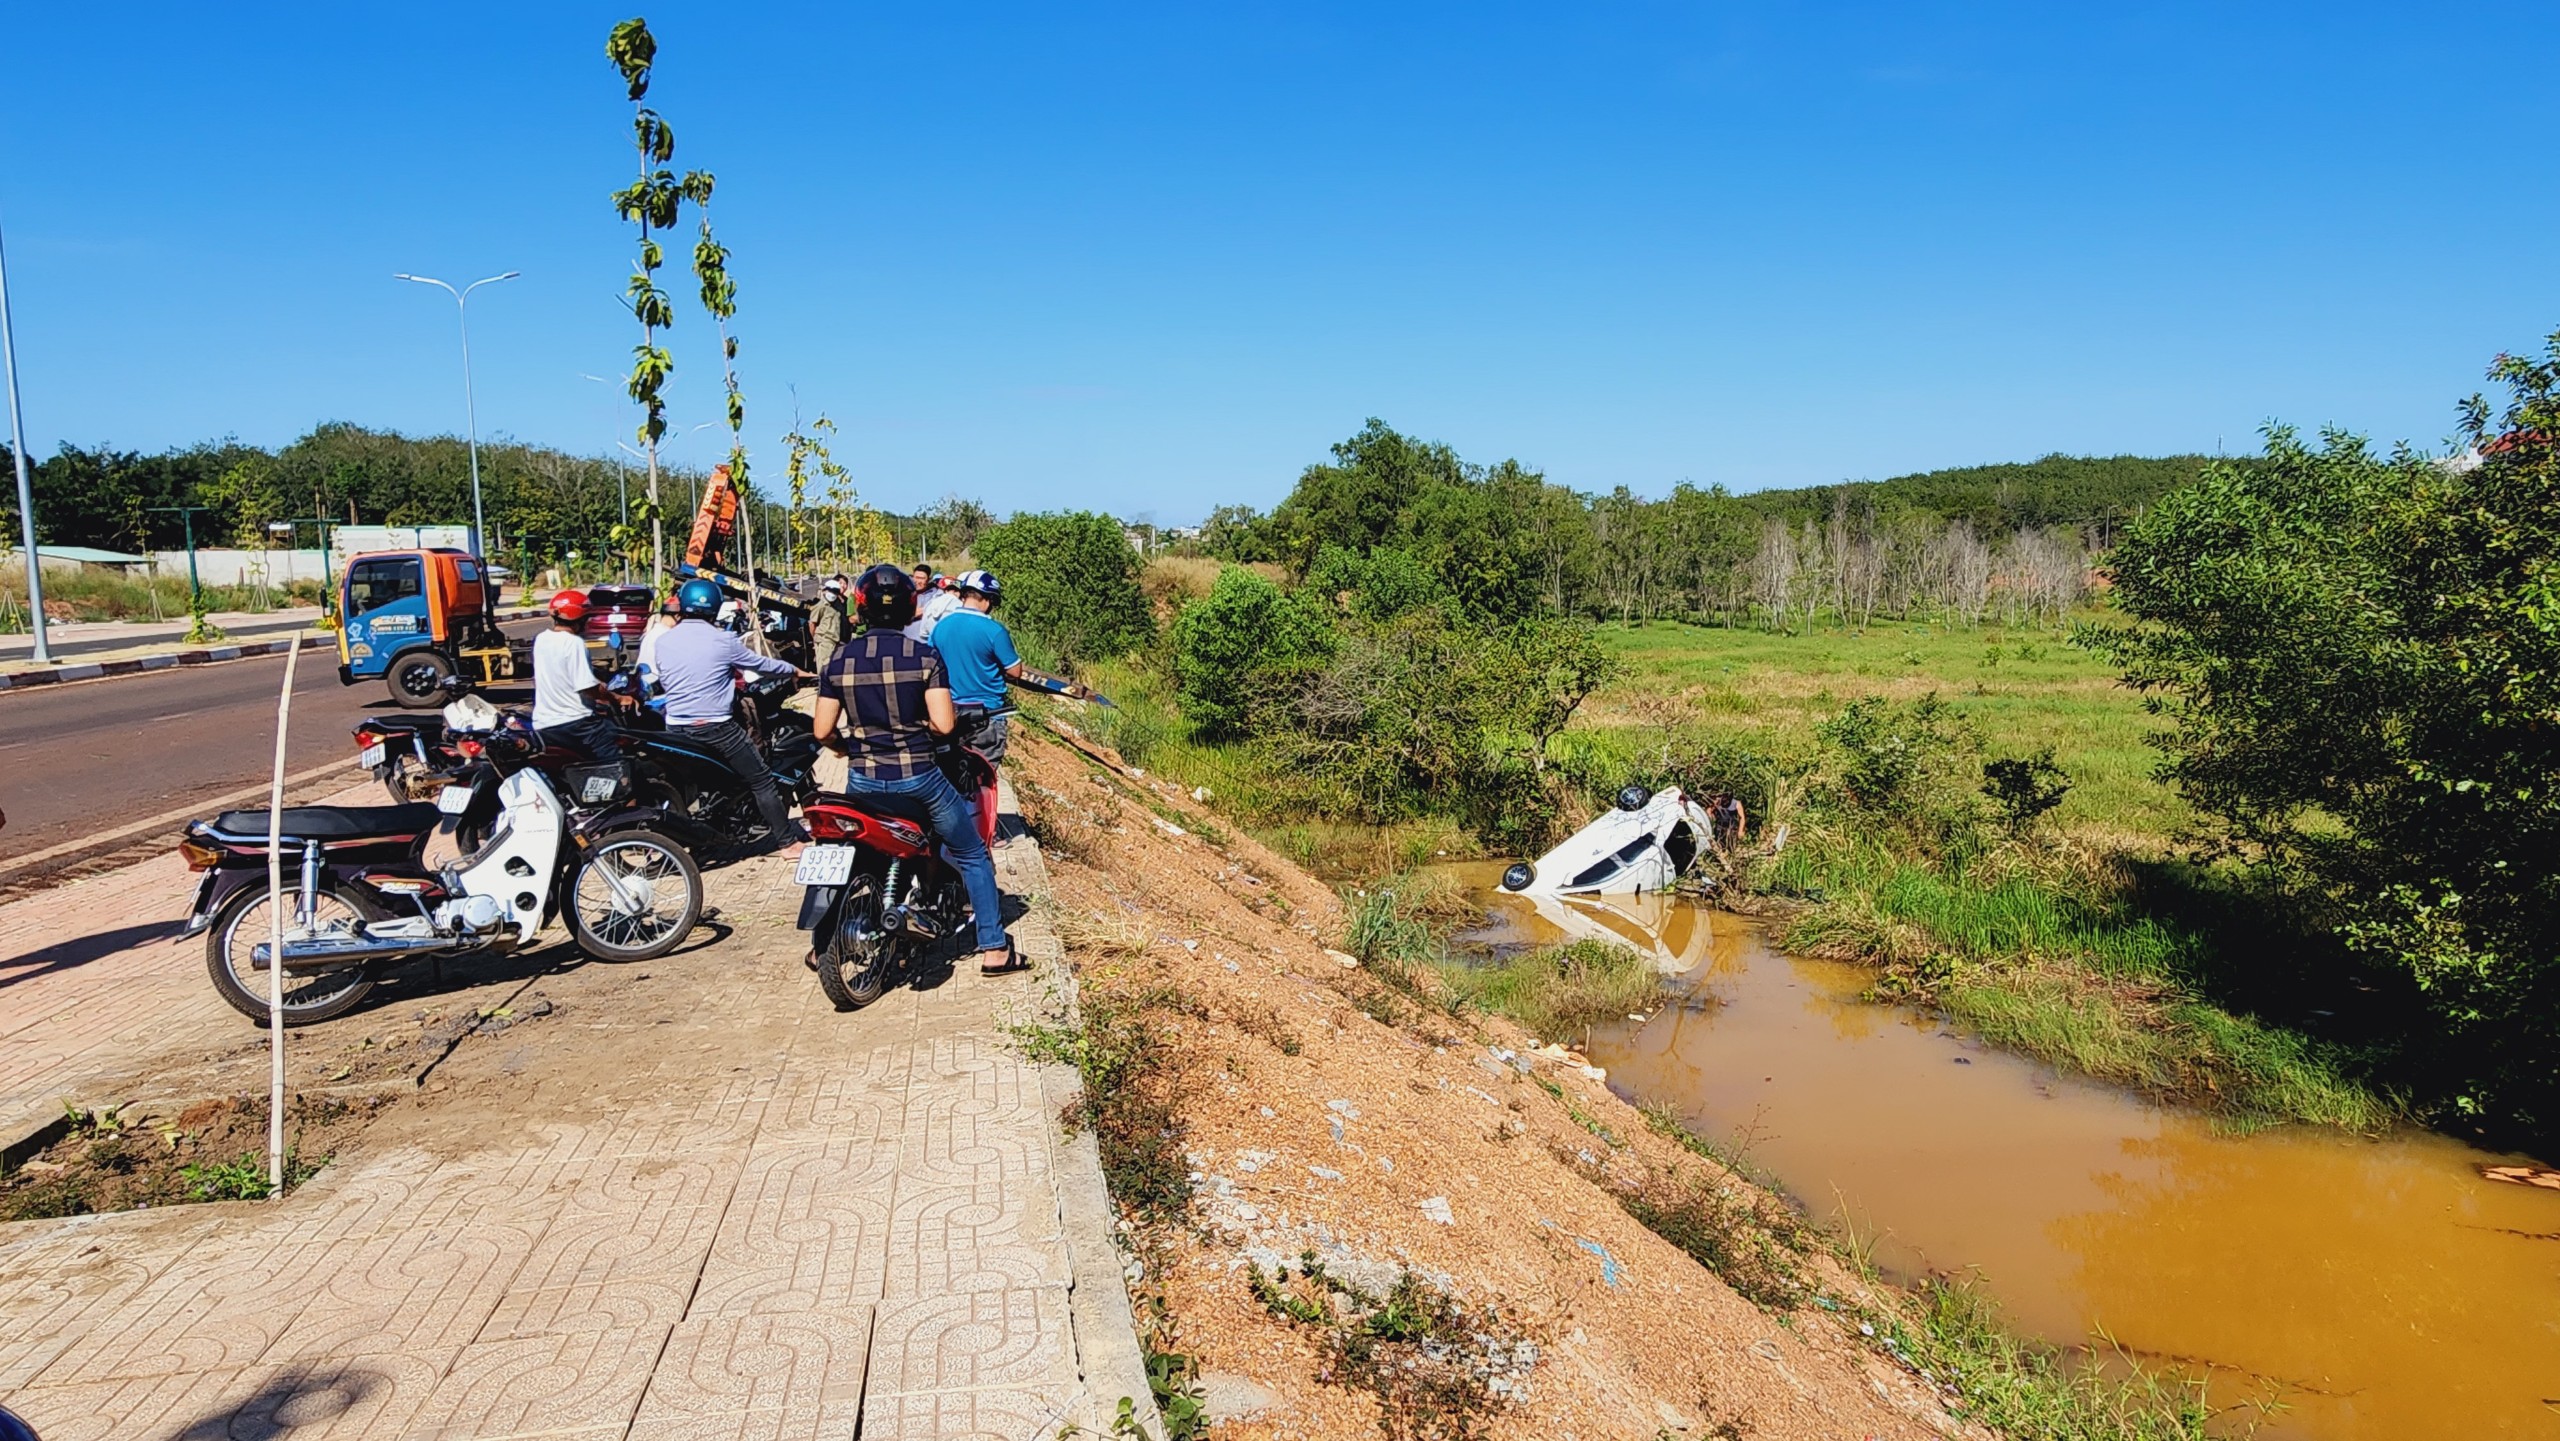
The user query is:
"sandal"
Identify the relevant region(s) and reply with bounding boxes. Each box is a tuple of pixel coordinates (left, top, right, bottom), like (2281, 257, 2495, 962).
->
(979, 939, 1033, 976)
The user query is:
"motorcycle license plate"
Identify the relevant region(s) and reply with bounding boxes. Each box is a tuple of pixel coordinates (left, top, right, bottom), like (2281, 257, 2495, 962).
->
(436, 782, 476, 815)
(794, 845, 856, 887)
(358, 741, 387, 769)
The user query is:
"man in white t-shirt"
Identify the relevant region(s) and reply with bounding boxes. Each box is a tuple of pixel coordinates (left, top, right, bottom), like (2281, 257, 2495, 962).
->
(533, 589, 622, 762)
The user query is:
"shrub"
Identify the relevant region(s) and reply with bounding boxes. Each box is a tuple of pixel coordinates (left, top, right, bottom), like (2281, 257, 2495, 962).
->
(970, 511, 1153, 663)
(1983, 748, 2072, 833)
(1169, 566, 1336, 737)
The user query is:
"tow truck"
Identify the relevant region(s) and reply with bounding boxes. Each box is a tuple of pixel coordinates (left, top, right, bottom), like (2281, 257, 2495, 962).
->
(335, 547, 537, 706)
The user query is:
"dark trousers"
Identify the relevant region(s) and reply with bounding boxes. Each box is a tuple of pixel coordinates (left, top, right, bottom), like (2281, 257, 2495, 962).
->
(680, 719, 804, 848)
(537, 712, 623, 763)
(954, 707, 1010, 764)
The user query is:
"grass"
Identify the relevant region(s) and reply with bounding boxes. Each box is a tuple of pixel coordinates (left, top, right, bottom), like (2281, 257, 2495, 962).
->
(1587, 614, 2181, 845)
(1342, 876, 1665, 1041)
(1883, 1280, 2213, 1441)
(1007, 988, 1192, 1226)
(1572, 613, 2398, 1132)
(0, 559, 323, 630)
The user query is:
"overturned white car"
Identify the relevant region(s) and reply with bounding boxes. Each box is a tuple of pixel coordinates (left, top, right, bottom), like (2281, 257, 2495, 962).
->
(1499, 785, 1717, 897)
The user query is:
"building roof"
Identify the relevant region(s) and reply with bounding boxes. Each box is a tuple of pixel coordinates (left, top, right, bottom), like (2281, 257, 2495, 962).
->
(11, 545, 150, 564)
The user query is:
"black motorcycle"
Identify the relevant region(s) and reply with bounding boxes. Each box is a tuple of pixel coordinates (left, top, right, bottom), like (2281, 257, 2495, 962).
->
(610, 673, 821, 854)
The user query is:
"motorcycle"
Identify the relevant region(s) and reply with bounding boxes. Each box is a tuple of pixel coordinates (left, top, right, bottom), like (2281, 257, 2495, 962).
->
(176, 727, 704, 1027)
(352, 714, 464, 802)
(612, 673, 822, 853)
(796, 744, 999, 1010)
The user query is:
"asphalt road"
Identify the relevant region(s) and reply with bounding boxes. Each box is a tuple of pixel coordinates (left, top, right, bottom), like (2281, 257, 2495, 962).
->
(0, 618, 546, 866)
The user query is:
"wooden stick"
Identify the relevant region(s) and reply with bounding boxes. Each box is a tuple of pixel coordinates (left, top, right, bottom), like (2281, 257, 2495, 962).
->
(265, 634, 303, 1196)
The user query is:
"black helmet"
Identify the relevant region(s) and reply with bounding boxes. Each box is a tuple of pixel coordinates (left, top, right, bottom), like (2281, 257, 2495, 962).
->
(854, 563, 917, 628)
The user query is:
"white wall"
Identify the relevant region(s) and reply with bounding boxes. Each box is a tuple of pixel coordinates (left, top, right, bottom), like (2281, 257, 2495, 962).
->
(144, 549, 331, 587)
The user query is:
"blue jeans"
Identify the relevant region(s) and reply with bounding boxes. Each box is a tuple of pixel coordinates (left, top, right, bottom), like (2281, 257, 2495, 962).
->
(841, 769, 1008, 953)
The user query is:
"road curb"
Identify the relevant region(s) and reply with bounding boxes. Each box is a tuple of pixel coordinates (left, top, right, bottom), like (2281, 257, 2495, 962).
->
(995, 800, 1171, 1439)
(0, 607, 549, 694)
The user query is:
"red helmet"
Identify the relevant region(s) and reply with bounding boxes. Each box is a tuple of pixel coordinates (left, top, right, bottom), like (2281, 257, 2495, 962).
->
(548, 588, 591, 622)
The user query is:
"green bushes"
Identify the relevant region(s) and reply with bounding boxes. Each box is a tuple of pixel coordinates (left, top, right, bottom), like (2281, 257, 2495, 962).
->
(1168, 566, 1334, 737)
(971, 510, 1153, 663)
(2097, 339, 2560, 1140)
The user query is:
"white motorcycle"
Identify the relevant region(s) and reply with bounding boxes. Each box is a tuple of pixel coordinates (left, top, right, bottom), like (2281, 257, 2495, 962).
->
(183, 728, 704, 1025)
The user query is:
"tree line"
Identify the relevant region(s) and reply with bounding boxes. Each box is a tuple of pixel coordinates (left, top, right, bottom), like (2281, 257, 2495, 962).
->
(0, 423, 995, 580)
(1193, 420, 2206, 630)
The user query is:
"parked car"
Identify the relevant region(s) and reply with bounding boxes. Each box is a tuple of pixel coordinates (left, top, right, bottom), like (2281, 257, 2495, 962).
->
(581, 584, 656, 652)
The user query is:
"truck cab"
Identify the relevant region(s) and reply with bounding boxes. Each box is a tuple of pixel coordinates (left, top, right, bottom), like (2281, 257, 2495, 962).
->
(337, 548, 520, 706)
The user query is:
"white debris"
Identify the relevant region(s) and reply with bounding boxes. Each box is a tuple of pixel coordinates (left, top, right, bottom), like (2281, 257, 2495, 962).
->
(1419, 1196, 1455, 1225)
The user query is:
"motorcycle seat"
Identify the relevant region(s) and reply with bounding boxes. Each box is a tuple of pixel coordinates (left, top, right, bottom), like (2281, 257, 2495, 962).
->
(814, 789, 935, 825)
(206, 804, 442, 845)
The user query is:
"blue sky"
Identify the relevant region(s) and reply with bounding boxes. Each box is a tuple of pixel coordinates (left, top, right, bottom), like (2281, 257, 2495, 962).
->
(2, 3, 2553, 522)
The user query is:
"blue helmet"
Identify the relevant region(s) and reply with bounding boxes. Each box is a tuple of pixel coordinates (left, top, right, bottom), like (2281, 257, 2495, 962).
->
(675, 578, 724, 619)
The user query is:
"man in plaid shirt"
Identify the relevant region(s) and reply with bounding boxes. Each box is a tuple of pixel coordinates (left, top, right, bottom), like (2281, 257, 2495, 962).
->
(810, 565, 1022, 974)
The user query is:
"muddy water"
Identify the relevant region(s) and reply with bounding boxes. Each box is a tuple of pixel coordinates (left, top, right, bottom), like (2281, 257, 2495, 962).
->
(1452, 876, 2560, 1439)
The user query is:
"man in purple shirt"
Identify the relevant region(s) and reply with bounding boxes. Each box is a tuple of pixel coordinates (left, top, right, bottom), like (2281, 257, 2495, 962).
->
(657, 578, 813, 855)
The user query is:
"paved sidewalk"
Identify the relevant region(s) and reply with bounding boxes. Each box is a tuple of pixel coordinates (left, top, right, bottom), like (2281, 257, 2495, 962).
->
(0, 778, 387, 1138)
(0, 789, 1151, 1439)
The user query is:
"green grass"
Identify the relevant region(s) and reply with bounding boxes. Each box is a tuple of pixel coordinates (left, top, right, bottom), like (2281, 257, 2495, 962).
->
(0, 560, 324, 630)
(1587, 613, 2181, 845)
(1885, 1280, 2212, 1441)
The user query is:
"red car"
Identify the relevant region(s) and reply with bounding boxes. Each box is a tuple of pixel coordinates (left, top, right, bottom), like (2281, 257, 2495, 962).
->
(580, 585, 656, 651)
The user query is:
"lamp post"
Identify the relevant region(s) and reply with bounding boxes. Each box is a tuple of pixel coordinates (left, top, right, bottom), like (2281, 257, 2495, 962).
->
(394, 271, 518, 558)
(0, 205, 51, 662)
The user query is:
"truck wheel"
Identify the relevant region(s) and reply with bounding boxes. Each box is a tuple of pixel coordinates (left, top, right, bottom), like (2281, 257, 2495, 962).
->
(388, 651, 457, 708)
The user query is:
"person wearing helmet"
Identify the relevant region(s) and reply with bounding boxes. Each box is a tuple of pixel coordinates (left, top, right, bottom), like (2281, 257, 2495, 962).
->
(532, 588, 622, 762)
(656, 576, 814, 855)
(810, 574, 849, 664)
(812, 564, 1022, 974)
(929, 569, 1090, 765)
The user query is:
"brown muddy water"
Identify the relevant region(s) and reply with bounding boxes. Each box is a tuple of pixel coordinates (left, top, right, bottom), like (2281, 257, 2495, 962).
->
(1450, 872, 2560, 1440)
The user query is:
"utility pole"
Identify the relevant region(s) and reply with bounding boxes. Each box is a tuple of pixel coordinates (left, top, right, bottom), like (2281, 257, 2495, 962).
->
(151, 504, 219, 641)
(1, 204, 51, 662)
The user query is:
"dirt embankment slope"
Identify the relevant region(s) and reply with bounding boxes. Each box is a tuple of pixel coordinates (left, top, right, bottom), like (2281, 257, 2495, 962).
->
(1013, 721, 1977, 1441)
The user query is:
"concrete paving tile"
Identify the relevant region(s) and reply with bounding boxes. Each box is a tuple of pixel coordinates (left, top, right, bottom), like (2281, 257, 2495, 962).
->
(622, 1308, 871, 1439)
(862, 1284, 1080, 1399)
(395, 1324, 667, 1439)
(855, 1384, 1082, 1441)
(26, 1239, 320, 1385)
(686, 1144, 893, 1318)
(5, 1347, 452, 1441)
(256, 1215, 543, 1362)
(881, 1183, 1069, 1299)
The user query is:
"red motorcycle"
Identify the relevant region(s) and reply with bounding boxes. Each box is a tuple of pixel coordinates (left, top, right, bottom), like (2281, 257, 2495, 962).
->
(794, 747, 998, 1010)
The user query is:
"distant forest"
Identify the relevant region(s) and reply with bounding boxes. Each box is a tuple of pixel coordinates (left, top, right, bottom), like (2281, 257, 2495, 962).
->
(1194, 422, 2214, 627)
(1, 421, 2211, 623)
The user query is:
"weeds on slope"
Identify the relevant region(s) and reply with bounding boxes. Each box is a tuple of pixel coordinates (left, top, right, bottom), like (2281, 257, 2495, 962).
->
(1249, 1250, 1529, 1441)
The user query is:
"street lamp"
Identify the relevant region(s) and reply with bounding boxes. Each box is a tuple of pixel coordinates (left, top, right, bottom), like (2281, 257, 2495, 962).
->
(394, 270, 518, 557)
(0, 205, 51, 662)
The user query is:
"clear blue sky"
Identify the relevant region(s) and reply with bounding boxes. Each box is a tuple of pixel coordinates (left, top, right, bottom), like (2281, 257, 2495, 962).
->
(3, 3, 2552, 523)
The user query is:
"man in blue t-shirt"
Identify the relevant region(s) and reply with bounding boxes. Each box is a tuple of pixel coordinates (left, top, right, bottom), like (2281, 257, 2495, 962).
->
(930, 569, 1091, 764)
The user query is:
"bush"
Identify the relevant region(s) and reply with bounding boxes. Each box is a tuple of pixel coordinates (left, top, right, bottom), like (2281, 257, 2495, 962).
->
(1169, 566, 1337, 737)
(1305, 543, 1446, 622)
(1983, 748, 2072, 833)
(970, 511, 1153, 663)
(2099, 336, 2560, 1139)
